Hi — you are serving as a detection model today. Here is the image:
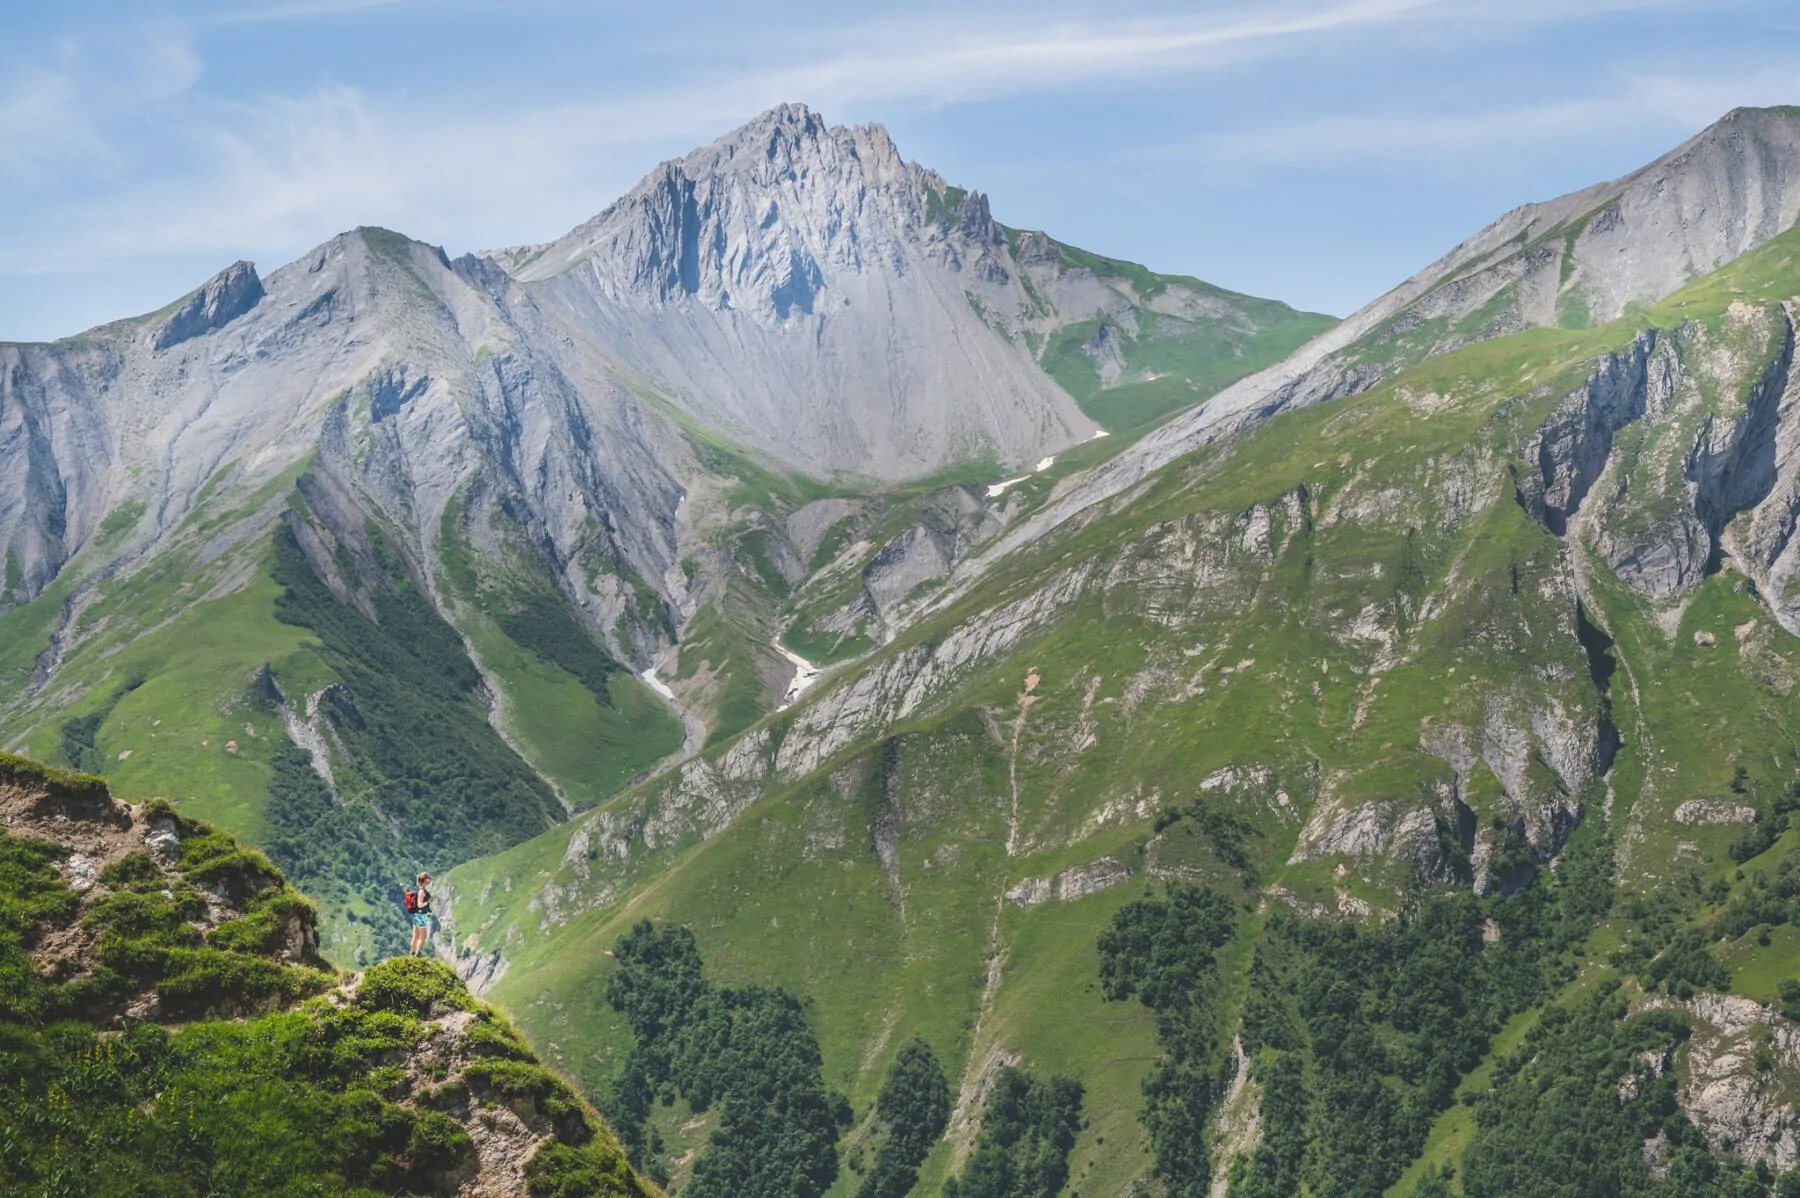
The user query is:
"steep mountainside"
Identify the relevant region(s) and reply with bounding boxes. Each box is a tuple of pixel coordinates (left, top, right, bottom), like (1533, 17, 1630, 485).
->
(0, 751, 655, 1197)
(947, 105, 1800, 622)
(0, 105, 1322, 968)
(437, 119, 1800, 1197)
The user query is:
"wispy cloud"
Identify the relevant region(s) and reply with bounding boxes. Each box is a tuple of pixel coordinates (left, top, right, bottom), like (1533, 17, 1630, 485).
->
(0, 0, 1475, 274)
(1160, 64, 1798, 171)
(0, 29, 201, 184)
(201, 0, 410, 24)
(753, 0, 1443, 107)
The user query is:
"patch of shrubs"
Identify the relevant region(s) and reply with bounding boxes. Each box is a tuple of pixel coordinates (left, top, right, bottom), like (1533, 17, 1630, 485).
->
(941, 1066, 1084, 1198)
(1731, 781, 1800, 864)
(605, 919, 850, 1196)
(855, 1038, 952, 1198)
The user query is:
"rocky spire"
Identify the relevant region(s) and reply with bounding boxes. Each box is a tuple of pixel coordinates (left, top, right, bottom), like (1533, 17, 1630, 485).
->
(151, 260, 264, 350)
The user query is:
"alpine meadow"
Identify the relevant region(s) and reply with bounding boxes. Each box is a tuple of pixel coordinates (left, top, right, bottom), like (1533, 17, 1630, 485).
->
(14, 84, 1800, 1198)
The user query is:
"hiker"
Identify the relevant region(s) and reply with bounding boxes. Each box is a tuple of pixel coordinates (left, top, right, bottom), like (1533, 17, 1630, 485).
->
(406, 872, 433, 957)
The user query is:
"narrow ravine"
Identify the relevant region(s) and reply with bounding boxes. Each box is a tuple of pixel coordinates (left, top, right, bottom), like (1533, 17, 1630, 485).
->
(639, 657, 708, 762)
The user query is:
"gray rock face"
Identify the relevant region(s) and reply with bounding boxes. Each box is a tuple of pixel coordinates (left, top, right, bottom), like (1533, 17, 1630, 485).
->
(859, 485, 1004, 625)
(1498, 302, 1800, 624)
(486, 103, 1097, 481)
(1516, 332, 1660, 537)
(1639, 992, 1800, 1171)
(142, 819, 182, 868)
(1005, 857, 1130, 907)
(151, 261, 264, 350)
(941, 107, 1800, 621)
(0, 100, 1310, 698)
(0, 338, 116, 603)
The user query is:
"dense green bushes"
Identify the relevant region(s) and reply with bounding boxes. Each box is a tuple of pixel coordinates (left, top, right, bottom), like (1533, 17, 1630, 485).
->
(1098, 883, 1238, 1195)
(1456, 987, 1766, 1197)
(0, 823, 331, 1029)
(1611, 867, 1732, 998)
(58, 675, 143, 775)
(0, 813, 416, 1194)
(0, 842, 647, 1198)
(1729, 781, 1800, 864)
(1, 1015, 458, 1196)
(0, 961, 649, 1196)
(0, 751, 109, 803)
(941, 1066, 1084, 1198)
(855, 1038, 951, 1198)
(605, 920, 847, 1196)
(0, 836, 82, 1024)
(499, 592, 621, 706)
(1101, 840, 1622, 1198)
(1218, 823, 1621, 1197)
(526, 1140, 653, 1198)
(356, 956, 475, 1018)
(264, 740, 411, 955)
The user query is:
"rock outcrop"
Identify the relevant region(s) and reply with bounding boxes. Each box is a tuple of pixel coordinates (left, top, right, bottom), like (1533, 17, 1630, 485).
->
(1640, 991, 1800, 1171)
(151, 260, 265, 350)
(0, 751, 655, 1198)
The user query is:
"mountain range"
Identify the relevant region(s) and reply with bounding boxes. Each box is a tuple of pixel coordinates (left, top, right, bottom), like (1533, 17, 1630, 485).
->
(7, 102, 1800, 1198)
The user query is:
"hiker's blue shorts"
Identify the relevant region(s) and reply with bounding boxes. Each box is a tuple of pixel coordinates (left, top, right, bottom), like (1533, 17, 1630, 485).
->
(411, 912, 430, 928)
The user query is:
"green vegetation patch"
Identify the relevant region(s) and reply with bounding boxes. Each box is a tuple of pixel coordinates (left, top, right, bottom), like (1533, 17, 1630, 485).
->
(1229, 822, 1616, 1197)
(942, 1065, 1084, 1198)
(270, 517, 562, 873)
(853, 1037, 952, 1198)
(1098, 883, 1238, 1193)
(0, 751, 109, 803)
(1454, 987, 1765, 1196)
(604, 920, 850, 1195)
(98, 500, 147, 541)
(0, 950, 651, 1197)
(498, 593, 622, 707)
(435, 496, 682, 807)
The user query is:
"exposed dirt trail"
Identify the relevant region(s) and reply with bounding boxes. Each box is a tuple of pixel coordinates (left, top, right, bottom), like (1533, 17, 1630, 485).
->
(947, 667, 1039, 1155)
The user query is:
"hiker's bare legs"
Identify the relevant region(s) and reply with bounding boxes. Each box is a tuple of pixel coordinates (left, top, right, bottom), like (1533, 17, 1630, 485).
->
(410, 924, 427, 957)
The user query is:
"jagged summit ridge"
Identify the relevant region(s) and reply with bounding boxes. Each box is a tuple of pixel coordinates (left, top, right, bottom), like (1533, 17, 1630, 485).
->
(151, 260, 265, 350)
(477, 101, 1094, 478)
(493, 102, 982, 320)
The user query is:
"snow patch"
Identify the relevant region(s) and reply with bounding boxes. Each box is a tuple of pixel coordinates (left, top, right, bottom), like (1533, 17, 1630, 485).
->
(776, 641, 822, 708)
(640, 667, 677, 703)
(986, 452, 1063, 498)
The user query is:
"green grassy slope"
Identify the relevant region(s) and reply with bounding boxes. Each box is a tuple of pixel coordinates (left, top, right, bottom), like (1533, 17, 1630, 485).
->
(1021, 234, 1337, 434)
(0, 752, 656, 1197)
(442, 227, 1800, 1194)
(0, 471, 686, 967)
(437, 494, 683, 805)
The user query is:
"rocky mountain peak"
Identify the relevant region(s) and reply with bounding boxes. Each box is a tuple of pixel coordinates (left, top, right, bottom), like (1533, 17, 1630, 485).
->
(497, 102, 945, 321)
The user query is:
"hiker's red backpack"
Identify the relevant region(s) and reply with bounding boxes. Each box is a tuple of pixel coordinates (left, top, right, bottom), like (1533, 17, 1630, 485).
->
(404, 888, 419, 915)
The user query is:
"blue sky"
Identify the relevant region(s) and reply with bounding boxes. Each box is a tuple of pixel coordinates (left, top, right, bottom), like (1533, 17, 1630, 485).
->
(1, 0, 1794, 341)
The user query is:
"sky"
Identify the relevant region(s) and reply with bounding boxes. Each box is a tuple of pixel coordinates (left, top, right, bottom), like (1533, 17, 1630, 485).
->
(0, 0, 1795, 341)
